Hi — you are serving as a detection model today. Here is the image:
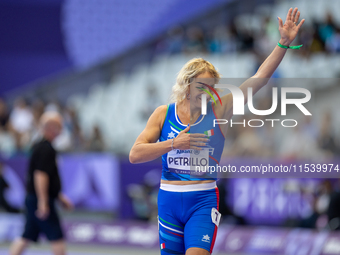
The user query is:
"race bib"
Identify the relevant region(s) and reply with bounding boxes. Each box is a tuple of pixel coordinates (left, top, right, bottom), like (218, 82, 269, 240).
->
(167, 148, 210, 174)
(211, 208, 221, 227)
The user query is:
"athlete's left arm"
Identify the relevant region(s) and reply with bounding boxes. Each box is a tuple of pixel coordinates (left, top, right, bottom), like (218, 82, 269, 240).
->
(216, 8, 305, 119)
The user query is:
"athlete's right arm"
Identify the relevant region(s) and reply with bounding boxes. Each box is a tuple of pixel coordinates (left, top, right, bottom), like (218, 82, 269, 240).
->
(129, 105, 206, 164)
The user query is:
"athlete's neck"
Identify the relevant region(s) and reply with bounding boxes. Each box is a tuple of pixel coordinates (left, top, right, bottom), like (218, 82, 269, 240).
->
(177, 100, 201, 125)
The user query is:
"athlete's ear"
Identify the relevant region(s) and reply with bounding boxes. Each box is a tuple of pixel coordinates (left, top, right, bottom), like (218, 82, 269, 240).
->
(186, 86, 191, 100)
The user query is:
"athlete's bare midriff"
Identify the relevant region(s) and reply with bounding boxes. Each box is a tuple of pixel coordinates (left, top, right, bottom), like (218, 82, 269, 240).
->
(160, 179, 215, 185)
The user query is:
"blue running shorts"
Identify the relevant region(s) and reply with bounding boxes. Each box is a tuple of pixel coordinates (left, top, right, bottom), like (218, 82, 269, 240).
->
(157, 182, 221, 254)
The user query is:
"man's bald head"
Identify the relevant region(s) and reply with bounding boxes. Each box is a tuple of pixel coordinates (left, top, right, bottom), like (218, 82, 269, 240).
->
(40, 112, 63, 141)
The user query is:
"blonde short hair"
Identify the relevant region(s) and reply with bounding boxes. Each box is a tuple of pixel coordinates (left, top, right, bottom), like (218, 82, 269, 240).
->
(169, 58, 221, 103)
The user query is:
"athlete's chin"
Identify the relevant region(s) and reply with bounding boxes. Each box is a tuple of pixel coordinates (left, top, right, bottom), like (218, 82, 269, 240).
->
(192, 102, 201, 109)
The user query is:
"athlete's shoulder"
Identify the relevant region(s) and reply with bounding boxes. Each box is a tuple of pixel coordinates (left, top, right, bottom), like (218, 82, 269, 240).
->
(153, 105, 168, 117)
(151, 105, 170, 130)
(148, 105, 167, 123)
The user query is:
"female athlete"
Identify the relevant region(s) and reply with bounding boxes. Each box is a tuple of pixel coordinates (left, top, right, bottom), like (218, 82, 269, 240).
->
(130, 8, 304, 255)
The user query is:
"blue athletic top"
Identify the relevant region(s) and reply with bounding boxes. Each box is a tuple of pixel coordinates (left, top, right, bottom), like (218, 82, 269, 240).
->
(159, 102, 225, 181)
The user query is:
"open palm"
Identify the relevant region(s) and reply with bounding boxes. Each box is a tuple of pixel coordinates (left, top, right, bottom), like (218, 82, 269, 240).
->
(278, 8, 305, 45)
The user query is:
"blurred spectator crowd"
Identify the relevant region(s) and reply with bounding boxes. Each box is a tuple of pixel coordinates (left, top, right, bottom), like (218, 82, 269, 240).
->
(0, 97, 106, 157)
(156, 12, 340, 57)
(222, 112, 340, 160)
(298, 179, 340, 230)
(1, 95, 339, 160)
(1, 11, 339, 158)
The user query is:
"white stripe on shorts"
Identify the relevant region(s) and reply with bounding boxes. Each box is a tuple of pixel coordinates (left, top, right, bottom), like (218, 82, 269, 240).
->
(158, 220, 184, 234)
(160, 181, 216, 192)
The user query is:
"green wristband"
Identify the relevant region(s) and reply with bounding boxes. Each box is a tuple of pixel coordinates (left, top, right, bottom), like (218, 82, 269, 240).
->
(277, 42, 303, 50)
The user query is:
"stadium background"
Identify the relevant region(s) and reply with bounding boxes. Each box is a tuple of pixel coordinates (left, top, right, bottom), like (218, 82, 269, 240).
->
(0, 0, 340, 254)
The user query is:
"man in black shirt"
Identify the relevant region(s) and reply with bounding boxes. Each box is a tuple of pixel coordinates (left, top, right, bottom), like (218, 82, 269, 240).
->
(10, 112, 73, 255)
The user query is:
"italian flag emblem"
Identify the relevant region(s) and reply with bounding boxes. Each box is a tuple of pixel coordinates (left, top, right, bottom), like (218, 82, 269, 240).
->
(204, 129, 214, 137)
(161, 243, 166, 249)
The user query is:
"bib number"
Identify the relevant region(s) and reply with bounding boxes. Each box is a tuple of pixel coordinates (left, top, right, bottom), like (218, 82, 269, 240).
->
(211, 208, 221, 227)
